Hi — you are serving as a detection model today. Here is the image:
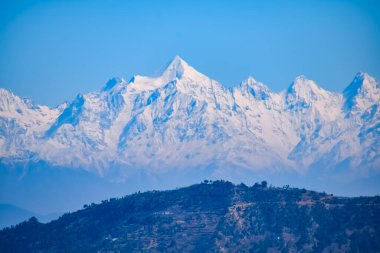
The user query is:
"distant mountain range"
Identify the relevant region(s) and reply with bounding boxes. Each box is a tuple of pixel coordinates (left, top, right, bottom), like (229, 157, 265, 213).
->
(1, 56, 379, 175)
(1, 181, 379, 252)
(0, 204, 35, 229)
(0, 204, 60, 229)
(0, 56, 379, 215)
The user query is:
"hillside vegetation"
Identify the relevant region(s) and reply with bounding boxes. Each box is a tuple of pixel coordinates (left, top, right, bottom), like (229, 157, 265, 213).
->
(0, 181, 379, 252)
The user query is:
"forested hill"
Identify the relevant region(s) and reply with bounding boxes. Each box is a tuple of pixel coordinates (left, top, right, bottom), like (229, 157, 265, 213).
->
(1, 181, 379, 252)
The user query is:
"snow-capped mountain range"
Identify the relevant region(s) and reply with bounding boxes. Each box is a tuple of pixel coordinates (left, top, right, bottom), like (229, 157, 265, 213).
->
(0, 56, 379, 180)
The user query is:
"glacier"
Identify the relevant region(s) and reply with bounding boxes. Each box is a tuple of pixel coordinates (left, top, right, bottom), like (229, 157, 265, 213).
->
(0, 56, 379, 192)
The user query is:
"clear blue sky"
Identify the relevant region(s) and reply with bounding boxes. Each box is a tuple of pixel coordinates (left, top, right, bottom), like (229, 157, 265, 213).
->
(0, 0, 379, 106)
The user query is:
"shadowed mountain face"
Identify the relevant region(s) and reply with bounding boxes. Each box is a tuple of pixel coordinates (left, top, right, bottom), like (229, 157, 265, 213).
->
(1, 181, 379, 252)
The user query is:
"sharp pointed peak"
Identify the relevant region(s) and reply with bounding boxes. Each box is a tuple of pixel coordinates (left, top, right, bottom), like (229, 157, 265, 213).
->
(171, 55, 186, 64)
(344, 72, 378, 93)
(126, 56, 210, 92)
(0, 87, 22, 100)
(289, 75, 319, 90)
(0, 88, 43, 110)
(167, 55, 190, 69)
(0, 87, 13, 95)
(239, 76, 272, 100)
(241, 76, 268, 88)
(285, 75, 331, 102)
(246, 76, 259, 83)
(351, 72, 377, 84)
(354, 71, 370, 79)
(343, 72, 379, 110)
(102, 77, 126, 91)
(160, 55, 207, 82)
(293, 75, 313, 83)
(162, 55, 190, 77)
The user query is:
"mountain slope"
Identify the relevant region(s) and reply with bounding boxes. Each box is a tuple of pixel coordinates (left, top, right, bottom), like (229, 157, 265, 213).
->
(1, 181, 379, 252)
(0, 204, 35, 229)
(0, 56, 379, 180)
(0, 88, 62, 159)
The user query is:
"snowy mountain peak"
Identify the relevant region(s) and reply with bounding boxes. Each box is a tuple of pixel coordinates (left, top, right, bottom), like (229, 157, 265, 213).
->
(161, 55, 210, 83)
(291, 75, 319, 90)
(245, 76, 260, 86)
(0, 88, 35, 111)
(343, 72, 380, 111)
(161, 55, 190, 79)
(354, 72, 372, 81)
(284, 75, 336, 109)
(126, 56, 209, 92)
(0, 88, 20, 112)
(0, 57, 379, 184)
(348, 72, 378, 92)
(239, 76, 271, 100)
(287, 75, 325, 97)
(101, 77, 126, 92)
(0, 87, 14, 100)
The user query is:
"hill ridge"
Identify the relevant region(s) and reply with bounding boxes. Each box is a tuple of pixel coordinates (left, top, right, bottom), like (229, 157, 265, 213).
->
(1, 180, 379, 252)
